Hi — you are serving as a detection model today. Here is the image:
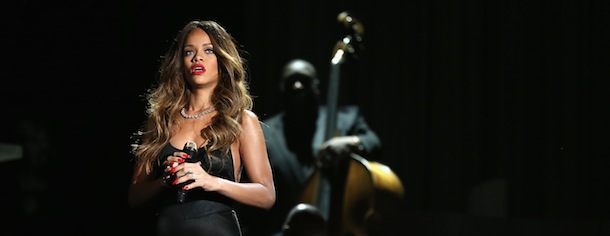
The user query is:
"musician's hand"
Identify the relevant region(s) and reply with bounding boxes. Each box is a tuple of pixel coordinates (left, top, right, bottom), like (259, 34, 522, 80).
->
(317, 136, 363, 168)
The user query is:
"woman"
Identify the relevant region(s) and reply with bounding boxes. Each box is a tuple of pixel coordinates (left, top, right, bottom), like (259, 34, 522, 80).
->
(128, 20, 275, 236)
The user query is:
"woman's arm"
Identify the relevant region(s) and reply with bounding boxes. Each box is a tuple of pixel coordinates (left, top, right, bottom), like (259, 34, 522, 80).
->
(181, 110, 276, 210)
(127, 163, 167, 208)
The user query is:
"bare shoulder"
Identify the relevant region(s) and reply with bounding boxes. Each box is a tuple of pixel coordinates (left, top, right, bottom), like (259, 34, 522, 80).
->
(242, 109, 258, 119)
(241, 110, 261, 127)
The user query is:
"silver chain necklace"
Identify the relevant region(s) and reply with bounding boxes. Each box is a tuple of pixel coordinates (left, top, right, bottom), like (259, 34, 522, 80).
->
(180, 107, 216, 119)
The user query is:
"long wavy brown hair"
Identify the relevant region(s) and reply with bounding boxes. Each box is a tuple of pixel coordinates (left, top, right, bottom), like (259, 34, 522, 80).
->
(131, 20, 253, 174)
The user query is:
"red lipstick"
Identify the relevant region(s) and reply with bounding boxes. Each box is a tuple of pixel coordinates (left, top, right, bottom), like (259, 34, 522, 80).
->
(191, 63, 206, 75)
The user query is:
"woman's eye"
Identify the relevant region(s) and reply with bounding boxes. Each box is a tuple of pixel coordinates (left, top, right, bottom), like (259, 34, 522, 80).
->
(205, 48, 214, 54)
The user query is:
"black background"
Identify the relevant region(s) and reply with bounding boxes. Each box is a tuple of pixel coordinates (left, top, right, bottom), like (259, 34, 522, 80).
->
(1, 0, 609, 234)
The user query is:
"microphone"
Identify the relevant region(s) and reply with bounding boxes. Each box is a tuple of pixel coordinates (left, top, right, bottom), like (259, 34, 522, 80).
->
(177, 140, 198, 204)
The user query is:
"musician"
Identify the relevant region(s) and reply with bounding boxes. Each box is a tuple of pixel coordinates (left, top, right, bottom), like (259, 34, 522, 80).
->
(240, 58, 382, 236)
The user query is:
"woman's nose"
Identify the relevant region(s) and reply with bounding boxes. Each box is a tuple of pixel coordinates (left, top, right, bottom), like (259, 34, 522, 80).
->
(192, 53, 204, 62)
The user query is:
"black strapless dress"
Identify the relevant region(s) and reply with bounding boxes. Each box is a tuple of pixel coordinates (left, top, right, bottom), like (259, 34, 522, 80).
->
(154, 143, 242, 236)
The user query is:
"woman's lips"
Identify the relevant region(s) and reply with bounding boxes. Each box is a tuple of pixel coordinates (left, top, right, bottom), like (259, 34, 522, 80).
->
(191, 63, 206, 75)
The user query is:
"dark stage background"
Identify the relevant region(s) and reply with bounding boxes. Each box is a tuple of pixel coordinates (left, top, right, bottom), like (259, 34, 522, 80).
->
(1, 0, 609, 235)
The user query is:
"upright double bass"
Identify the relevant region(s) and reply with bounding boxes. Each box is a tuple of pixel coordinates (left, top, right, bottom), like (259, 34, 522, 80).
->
(299, 11, 405, 236)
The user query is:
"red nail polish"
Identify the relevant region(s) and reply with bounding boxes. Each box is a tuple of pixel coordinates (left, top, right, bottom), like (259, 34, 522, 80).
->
(177, 158, 185, 163)
(182, 186, 188, 190)
(171, 167, 176, 173)
(172, 179, 179, 185)
(182, 153, 189, 158)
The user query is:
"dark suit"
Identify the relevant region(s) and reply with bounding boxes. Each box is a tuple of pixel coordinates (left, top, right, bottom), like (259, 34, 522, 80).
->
(240, 105, 381, 236)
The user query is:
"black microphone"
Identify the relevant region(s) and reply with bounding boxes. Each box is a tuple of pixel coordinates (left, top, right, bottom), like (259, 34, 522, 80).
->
(177, 140, 198, 204)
